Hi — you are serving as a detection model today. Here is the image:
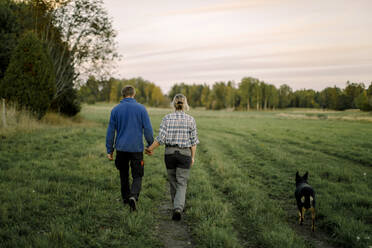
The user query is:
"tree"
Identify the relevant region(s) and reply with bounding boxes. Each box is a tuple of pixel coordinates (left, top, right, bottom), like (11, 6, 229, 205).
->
(250, 79, 261, 110)
(14, 0, 119, 114)
(319, 87, 343, 110)
(367, 82, 372, 96)
(355, 91, 371, 111)
(150, 86, 164, 107)
(189, 84, 204, 108)
(355, 82, 372, 111)
(209, 82, 227, 110)
(201, 85, 210, 108)
(239, 77, 254, 110)
(261, 82, 270, 110)
(278, 84, 292, 108)
(226, 81, 236, 109)
(0, 0, 83, 115)
(267, 84, 279, 109)
(0, 0, 21, 80)
(78, 76, 100, 104)
(343, 81, 365, 109)
(109, 80, 120, 103)
(0, 31, 55, 118)
(52, 0, 119, 84)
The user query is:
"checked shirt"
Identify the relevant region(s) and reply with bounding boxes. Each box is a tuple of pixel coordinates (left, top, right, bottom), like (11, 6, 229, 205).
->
(155, 111, 199, 148)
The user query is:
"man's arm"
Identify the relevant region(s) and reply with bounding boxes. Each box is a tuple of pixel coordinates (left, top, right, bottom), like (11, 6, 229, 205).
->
(142, 108, 154, 147)
(106, 110, 116, 160)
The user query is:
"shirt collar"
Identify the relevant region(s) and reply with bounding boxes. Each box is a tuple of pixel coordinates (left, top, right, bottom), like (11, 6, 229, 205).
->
(120, 97, 136, 103)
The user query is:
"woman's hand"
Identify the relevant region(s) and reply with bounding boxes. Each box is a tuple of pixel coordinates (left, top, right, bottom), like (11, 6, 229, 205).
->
(145, 141, 160, 156)
(191, 157, 195, 166)
(145, 147, 153, 156)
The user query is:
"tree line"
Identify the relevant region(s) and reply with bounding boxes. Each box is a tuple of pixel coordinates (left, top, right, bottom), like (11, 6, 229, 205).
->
(0, 0, 118, 118)
(79, 76, 372, 111)
(169, 79, 372, 111)
(79, 77, 169, 107)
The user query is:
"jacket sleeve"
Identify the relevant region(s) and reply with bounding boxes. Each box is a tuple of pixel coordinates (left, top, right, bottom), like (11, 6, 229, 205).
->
(142, 108, 154, 147)
(106, 109, 116, 154)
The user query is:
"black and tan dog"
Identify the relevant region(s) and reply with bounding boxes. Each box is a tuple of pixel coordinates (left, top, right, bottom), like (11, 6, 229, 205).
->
(295, 171, 316, 232)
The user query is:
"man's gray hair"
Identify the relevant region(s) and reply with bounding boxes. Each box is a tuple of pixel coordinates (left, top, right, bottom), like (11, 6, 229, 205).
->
(121, 85, 136, 97)
(172, 94, 189, 111)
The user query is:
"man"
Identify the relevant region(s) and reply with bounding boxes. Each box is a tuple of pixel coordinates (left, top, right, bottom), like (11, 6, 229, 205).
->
(106, 85, 154, 211)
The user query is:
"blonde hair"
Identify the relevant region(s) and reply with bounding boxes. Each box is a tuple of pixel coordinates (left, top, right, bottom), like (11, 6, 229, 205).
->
(172, 94, 189, 111)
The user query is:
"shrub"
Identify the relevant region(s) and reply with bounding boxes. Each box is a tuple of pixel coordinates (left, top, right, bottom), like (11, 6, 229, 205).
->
(0, 31, 55, 119)
(50, 87, 81, 116)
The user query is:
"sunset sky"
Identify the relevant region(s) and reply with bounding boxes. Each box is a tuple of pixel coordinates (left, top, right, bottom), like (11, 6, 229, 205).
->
(103, 0, 372, 94)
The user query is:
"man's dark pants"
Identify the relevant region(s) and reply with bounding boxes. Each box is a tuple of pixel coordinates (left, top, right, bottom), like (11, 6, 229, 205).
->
(115, 151, 144, 203)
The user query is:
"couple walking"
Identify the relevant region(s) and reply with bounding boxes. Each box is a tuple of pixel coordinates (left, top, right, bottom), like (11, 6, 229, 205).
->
(106, 85, 199, 221)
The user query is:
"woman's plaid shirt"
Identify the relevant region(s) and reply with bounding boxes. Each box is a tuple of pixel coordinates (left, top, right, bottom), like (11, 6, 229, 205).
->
(155, 111, 199, 148)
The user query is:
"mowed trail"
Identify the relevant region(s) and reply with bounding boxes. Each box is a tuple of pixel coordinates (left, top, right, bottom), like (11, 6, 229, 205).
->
(156, 185, 193, 248)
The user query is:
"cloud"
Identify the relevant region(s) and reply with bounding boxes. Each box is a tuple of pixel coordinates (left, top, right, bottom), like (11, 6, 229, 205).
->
(160, 0, 291, 16)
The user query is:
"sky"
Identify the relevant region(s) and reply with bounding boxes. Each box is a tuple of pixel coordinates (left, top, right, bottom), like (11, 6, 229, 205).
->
(103, 0, 372, 94)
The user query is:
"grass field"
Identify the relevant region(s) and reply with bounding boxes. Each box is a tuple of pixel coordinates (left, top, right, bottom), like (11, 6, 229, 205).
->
(0, 103, 371, 248)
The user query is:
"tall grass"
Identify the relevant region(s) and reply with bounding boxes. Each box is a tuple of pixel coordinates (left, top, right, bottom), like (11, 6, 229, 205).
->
(0, 105, 91, 137)
(0, 105, 41, 135)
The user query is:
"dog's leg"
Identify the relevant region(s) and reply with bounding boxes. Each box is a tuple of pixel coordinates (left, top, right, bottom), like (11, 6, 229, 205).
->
(300, 207, 305, 225)
(310, 207, 315, 232)
(298, 211, 302, 224)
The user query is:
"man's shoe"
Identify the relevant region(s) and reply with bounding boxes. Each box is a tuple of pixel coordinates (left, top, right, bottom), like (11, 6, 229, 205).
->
(172, 209, 181, 221)
(129, 197, 136, 211)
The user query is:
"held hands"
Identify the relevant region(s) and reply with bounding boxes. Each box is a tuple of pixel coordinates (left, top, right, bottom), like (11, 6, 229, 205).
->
(145, 147, 153, 156)
(145, 141, 160, 156)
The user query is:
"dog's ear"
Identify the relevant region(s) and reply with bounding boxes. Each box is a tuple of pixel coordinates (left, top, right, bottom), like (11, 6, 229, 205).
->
(296, 171, 300, 181)
(304, 171, 309, 181)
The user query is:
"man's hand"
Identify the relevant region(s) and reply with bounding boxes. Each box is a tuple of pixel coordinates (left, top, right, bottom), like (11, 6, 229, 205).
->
(107, 153, 113, 161)
(145, 148, 153, 156)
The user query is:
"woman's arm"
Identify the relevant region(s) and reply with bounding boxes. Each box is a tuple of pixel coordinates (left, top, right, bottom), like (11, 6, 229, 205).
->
(145, 140, 160, 155)
(191, 145, 196, 166)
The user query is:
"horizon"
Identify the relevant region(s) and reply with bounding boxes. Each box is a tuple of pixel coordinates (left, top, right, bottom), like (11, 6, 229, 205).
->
(103, 0, 372, 94)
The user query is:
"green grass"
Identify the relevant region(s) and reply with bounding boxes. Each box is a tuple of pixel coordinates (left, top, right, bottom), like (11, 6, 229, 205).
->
(0, 104, 371, 247)
(0, 117, 164, 247)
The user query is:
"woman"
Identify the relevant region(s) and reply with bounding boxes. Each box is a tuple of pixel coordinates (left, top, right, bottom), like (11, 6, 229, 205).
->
(146, 94, 199, 221)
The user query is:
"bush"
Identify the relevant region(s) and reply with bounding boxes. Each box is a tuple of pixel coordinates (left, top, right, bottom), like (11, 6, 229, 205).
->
(0, 31, 55, 119)
(50, 87, 81, 116)
(355, 92, 372, 111)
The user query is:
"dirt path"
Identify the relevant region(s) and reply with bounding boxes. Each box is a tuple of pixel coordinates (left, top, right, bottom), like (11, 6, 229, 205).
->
(283, 204, 337, 248)
(156, 186, 194, 248)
